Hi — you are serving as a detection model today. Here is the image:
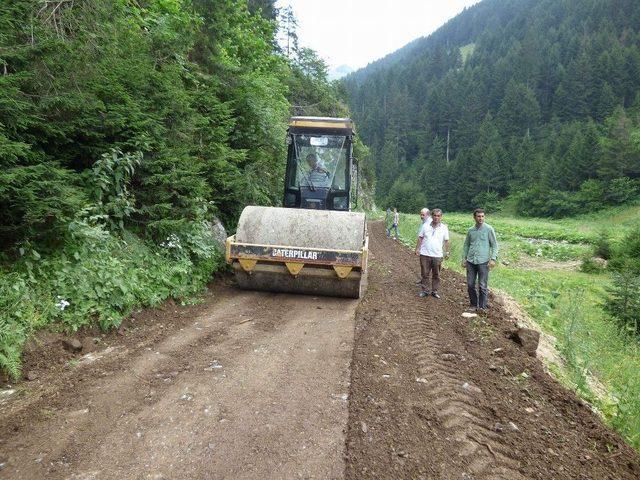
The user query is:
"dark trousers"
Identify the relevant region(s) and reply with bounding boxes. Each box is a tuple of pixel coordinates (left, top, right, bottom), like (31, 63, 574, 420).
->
(420, 255, 442, 292)
(466, 261, 489, 308)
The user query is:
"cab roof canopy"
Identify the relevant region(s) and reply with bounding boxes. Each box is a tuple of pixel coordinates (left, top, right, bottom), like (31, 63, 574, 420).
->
(288, 116, 355, 135)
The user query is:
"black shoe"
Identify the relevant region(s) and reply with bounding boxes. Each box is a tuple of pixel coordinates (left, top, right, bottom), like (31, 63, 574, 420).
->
(431, 292, 441, 299)
(419, 291, 429, 298)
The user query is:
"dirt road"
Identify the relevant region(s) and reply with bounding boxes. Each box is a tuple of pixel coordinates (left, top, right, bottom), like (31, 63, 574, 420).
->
(1, 220, 639, 479)
(0, 288, 358, 479)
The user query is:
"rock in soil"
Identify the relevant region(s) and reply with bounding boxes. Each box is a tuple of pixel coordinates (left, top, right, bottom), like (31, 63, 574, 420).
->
(81, 336, 97, 353)
(509, 327, 541, 356)
(62, 338, 82, 353)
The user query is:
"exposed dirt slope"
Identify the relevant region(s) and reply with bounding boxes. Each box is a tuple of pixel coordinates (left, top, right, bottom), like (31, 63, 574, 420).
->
(345, 220, 640, 480)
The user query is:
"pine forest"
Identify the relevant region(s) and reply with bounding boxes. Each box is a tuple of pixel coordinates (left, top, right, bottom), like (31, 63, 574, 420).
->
(343, 0, 640, 217)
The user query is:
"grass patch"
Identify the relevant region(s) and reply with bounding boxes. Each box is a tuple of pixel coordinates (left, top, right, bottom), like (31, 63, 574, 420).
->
(391, 209, 640, 450)
(444, 212, 594, 243)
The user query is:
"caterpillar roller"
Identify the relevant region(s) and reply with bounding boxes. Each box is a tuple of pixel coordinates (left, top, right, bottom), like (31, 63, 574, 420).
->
(225, 117, 368, 298)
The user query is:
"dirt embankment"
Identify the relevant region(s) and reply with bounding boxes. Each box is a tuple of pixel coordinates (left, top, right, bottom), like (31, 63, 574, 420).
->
(345, 221, 640, 479)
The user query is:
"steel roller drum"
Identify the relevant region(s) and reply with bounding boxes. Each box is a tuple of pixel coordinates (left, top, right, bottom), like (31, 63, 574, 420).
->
(232, 206, 368, 298)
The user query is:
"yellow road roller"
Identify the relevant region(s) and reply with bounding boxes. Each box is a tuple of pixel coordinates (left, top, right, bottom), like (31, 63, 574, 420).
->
(225, 117, 368, 298)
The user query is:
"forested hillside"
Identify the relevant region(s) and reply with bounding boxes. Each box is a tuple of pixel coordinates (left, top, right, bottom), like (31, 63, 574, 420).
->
(0, 0, 357, 378)
(343, 0, 640, 216)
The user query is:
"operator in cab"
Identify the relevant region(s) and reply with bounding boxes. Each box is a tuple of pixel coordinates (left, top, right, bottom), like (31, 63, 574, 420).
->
(304, 153, 331, 187)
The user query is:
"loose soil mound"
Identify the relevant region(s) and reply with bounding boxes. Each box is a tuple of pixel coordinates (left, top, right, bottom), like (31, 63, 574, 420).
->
(345, 220, 640, 479)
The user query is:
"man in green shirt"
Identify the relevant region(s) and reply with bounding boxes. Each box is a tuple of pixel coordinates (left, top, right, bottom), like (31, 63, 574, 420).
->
(461, 208, 499, 312)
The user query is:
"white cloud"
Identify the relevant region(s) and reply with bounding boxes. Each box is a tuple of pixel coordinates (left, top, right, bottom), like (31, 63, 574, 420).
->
(276, 0, 480, 70)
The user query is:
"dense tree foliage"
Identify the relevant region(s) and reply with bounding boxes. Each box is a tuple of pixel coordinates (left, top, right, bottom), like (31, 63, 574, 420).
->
(0, 0, 363, 378)
(0, 0, 289, 250)
(343, 0, 640, 216)
(0, 0, 360, 252)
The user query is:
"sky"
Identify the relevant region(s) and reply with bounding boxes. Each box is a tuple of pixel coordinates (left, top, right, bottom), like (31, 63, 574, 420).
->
(275, 0, 481, 71)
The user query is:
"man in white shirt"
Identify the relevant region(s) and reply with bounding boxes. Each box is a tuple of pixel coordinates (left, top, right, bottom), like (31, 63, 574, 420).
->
(415, 208, 431, 285)
(415, 209, 450, 299)
(420, 208, 431, 227)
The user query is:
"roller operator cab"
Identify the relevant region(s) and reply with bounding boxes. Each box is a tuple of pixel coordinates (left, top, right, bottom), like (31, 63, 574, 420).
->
(283, 117, 356, 211)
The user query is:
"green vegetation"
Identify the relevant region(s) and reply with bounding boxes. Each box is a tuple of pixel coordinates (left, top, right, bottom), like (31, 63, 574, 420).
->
(343, 0, 640, 217)
(443, 212, 595, 244)
(459, 43, 475, 64)
(390, 207, 640, 449)
(603, 226, 640, 338)
(0, 1, 368, 379)
(0, 225, 223, 380)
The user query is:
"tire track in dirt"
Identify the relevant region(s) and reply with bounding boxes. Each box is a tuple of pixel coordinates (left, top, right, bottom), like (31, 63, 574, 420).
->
(345, 220, 640, 480)
(404, 306, 526, 479)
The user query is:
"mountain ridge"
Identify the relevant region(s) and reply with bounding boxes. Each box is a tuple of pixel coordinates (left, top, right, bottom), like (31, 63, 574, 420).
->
(341, 0, 640, 217)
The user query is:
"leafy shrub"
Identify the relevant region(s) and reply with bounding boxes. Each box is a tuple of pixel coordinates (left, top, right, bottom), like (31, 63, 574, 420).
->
(603, 227, 640, 338)
(0, 223, 224, 379)
(513, 187, 544, 217)
(0, 273, 50, 379)
(577, 179, 606, 210)
(89, 149, 142, 231)
(544, 191, 582, 218)
(0, 163, 86, 249)
(385, 178, 426, 214)
(605, 177, 638, 205)
(576, 178, 638, 210)
(515, 187, 581, 218)
(608, 227, 640, 274)
(580, 256, 605, 273)
(593, 231, 613, 260)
